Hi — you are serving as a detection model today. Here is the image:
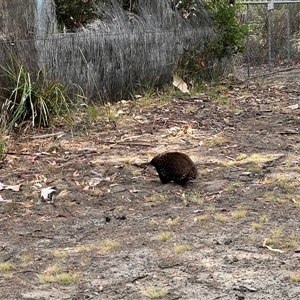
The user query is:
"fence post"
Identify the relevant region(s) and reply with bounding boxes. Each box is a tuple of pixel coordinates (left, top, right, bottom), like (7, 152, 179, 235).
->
(246, 3, 250, 78)
(267, 2, 273, 73)
(286, 3, 291, 65)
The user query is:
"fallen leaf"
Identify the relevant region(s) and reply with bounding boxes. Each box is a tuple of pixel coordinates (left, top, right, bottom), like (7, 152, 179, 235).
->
(0, 195, 12, 202)
(56, 190, 71, 199)
(0, 182, 21, 191)
(7, 184, 21, 192)
(41, 186, 56, 201)
(173, 75, 190, 94)
(89, 178, 102, 187)
(73, 170, 80, 177)
(286, 103, 298, 110)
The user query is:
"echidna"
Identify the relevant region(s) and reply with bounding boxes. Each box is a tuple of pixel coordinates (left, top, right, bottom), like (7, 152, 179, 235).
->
(150, 152, 197, 187)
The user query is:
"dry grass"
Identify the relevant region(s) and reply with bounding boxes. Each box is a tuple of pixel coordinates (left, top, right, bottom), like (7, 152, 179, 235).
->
(198, 214, 209, 222)
(215, 214, 228, 222)
(252, 223, 262, 230)
(146, 195, 167, 202)
(141, 285, 168, 299)
(98, 239, 120, 252)
(174, 243, 192, 254)
(205, 135, 230, 147)
(166, 217, 179, 227)
(159, 232, 172, 242)
(38, 272, 80, 285)
(260, 214, 268, 223)
(264, 227, 297, 249)
(38, 264, 80, 285)
(0, 262, 15, 272)
(54, 250, 68, 259)
(231, 209, 247, 219)
(290, 272, 300, 282)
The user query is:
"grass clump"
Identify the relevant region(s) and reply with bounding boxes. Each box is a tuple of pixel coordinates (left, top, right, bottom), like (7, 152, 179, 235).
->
(264, 227, 297, 249)
(174, 243, 192, 254)
(53, 250, 68, 259)
(0, 262, 15, 272)
(215, 213, 228, 222)
(159, 232, 171, 242)
(236, 153, 247, 161)
(276, 176, 299, 190)
(85, 104, 99, 122)
(1, 58, 75, 129)
(187, 193, 204, 204)
(264, 191, 287, 204)
(166, 217, 179, 227)
(248, 164, 262, 175)
(205, 135, 229, 147)
(38, 264, 80, 285)
(141, 285, 168, 299)
(214, 96, 230, 105)
(252, 223, 262, 230)
(260, 214, 268, 223)
(98, 239, 120, 252)
(146, 195, 167, 202)
(290, 272, 300, 282)
(198, 214, 209, 222)
(224, 183, 243, 192)
(231, 209, 247, 219)
(0, 132, 7, 161)
(38, 272, 80, 285)
(76, 245, 93, 252)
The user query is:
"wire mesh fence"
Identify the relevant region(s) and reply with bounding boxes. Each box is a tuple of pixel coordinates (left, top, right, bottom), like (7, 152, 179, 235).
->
(237, 0, 300, 79)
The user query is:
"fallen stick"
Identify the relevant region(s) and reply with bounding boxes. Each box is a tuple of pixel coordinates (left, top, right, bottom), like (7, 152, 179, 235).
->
(263, 238, 284, 253)
(29, 132, 65, 139)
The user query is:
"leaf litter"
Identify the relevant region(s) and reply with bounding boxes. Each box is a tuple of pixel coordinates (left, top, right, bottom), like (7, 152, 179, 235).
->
(1, 70, 300, 299)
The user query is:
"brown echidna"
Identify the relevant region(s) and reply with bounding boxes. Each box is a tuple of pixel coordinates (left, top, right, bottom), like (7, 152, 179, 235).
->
(150, 152, 197, 187)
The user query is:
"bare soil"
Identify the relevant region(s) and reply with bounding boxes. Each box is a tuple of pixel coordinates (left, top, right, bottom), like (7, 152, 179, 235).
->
(1, 69, 300, 300)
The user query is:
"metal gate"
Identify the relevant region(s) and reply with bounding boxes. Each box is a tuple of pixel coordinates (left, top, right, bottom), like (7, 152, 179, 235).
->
(239, 0, 300, 78)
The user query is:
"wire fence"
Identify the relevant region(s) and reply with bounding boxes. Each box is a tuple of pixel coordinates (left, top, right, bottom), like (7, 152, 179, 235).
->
(0, 0, 213, 102)
(237, 0, 300, 79)
(1, 0, 300, 104)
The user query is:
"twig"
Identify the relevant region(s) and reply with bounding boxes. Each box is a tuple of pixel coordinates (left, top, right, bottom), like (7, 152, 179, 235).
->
(62, 206, 76, 217)
(19, 234, 54, 239)
(3, 152, 33, 156)
(263, 239, 284, 253)
(131, 274, 148, 283)
(29, 132, 65, 139)
(101, 141, 153, 147)
(13, 269, 37, 274)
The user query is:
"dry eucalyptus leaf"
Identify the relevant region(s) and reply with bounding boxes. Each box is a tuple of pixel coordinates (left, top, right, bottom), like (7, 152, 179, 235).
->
(173, 75, 190, 94)
(41, 186, 56, 201)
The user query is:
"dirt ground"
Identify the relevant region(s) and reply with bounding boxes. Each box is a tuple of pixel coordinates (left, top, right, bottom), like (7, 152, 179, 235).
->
(1, 69, 300, 300)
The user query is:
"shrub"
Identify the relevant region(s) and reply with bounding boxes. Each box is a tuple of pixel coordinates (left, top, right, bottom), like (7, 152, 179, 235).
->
(176, 0, 249, 82)
(54, 0, 99, 31)
(0, 56, 74, 129)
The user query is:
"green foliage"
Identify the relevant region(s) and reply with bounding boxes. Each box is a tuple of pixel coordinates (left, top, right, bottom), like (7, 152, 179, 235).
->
(0, 56, 74, 129)
(0, 134, 6, 161)
(173, 0, 200, 12)
(54, 0, 98, 31)
(54, 0, 139, 31)
(205, 0, 248, 60)
(176, 0, 248, 82)
(248, 3, 300, 61)
(119, 0, 139, 12)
